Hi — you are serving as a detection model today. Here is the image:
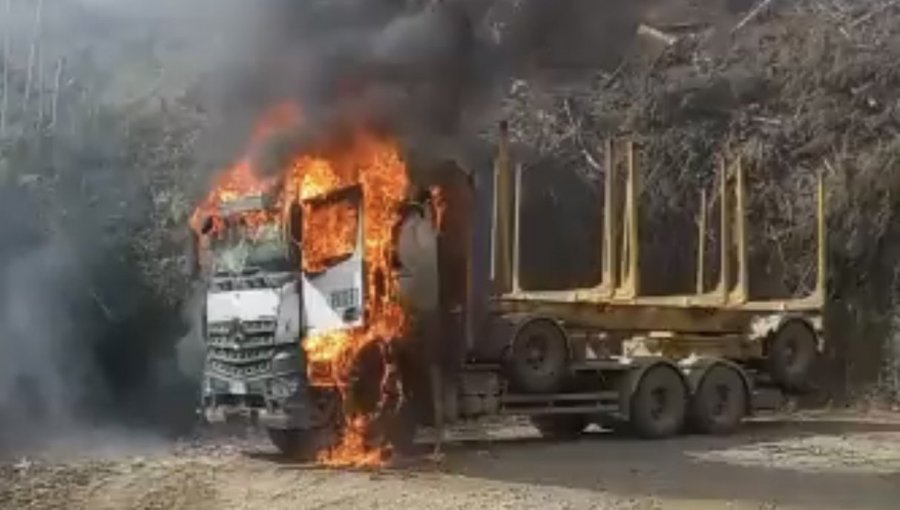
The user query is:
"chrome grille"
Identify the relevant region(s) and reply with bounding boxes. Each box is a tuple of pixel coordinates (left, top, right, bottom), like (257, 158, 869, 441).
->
(208, 359, 275, 378)
(209, 347, 276, 364)
(205, 318, 297, 382)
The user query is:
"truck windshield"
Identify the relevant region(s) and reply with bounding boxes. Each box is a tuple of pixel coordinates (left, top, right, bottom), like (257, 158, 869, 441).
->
(211, 220, 293, 274)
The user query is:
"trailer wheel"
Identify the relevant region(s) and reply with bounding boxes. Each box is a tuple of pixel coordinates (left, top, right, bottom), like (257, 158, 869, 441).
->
(508, 320, 569, 393)
(629, 364, 688, 439)
(767, 320, 817, 393)
(530, 414, 588, 440)
(689, 364, 747, 435)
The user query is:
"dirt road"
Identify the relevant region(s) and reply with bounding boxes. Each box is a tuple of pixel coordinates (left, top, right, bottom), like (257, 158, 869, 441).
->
(3, 412, 900, 510)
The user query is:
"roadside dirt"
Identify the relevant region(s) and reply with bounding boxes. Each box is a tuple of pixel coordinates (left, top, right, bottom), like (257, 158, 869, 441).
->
(3, 411, 900, 510)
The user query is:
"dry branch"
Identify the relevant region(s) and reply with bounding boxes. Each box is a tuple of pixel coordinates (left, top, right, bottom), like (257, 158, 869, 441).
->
(731, 0, 780, 34)
(637, 24, 678, 47)
(1, 0, 11, 138)
(23, 0, 42, 116)
(50, 57, 64, 131)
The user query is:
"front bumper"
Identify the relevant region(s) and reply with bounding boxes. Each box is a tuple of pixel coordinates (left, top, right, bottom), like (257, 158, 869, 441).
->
(201, 395, 312, 430)
(201, 371, 314, 430)
(202, 404, 278, 424)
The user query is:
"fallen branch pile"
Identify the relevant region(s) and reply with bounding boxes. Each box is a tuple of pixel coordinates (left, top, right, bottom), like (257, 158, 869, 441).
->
(500, 0, 900, 401)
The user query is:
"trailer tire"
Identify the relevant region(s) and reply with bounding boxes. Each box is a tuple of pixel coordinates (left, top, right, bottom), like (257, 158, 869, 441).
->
(689, 364, 747, 435)
(508, 319, 569, 393)
(530, 414, 588, 440)
(767, 320, 817, 393)
(629, 364, 688, 439)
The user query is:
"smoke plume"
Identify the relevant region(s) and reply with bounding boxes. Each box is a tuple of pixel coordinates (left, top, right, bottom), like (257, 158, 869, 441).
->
(202, 0, 651, 185)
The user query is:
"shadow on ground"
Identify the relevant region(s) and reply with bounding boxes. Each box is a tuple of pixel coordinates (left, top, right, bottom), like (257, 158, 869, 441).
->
(432, 418, 900, 509)
(243, 417, 900, 508)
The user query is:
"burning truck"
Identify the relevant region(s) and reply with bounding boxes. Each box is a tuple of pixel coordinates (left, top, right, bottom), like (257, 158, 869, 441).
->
(190, 105, 827, 465)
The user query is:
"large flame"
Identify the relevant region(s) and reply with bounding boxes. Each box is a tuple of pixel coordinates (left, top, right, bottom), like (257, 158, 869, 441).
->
(289, 131, 410, 467)
(194, 103, 410, 467)
(190, 102, 299, 234)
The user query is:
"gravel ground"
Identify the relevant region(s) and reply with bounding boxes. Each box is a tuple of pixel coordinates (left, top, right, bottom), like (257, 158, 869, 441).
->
(2, 411, 900, 510)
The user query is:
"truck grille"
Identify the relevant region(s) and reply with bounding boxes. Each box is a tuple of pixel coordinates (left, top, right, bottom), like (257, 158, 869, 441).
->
(205, 318, 297, 381)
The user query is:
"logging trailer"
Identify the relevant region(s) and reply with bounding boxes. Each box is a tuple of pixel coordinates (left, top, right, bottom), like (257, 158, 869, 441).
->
(194, 122, 827, 453)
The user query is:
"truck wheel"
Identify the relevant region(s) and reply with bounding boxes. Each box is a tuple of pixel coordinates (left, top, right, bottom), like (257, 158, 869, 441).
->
(267, 428, 311, 458)
(508, 320, 569, 393)
(689, 364, 747, 435)
(629, 364, 688, 439)
(347, 341, 388, 415)
(530, 414, 587, 440)
(767, 320, 817, 393)
(269, 387, 343, 459)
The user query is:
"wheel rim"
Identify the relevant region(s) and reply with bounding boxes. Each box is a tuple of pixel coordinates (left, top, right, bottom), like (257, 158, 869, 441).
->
(694, 365, 746, 430)
(510, 320, 568, 393)
(633, 365, 687, 435)
(525, 334, 549, 371)
(782, 338, 798, 367)
(650, 387, 669, 420)
(709, 382, 731, 418)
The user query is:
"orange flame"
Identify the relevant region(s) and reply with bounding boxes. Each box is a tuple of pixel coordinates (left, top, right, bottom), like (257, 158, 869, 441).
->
(290, 132, 409, 467)
(190, 102, 299, 235)
(193, 103, 409, 467)
(302, 198, 359, 273)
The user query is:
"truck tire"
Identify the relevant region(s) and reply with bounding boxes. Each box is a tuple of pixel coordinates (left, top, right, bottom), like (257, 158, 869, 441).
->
(267, 428, 312, 458)
(508, 320, 569, 393)
(767, 320, 817, 393)
(689, 364, 747, 435)
(347, 341, 388, 415)
(629, 364, 688, 439)
(530, 414, 588, 440)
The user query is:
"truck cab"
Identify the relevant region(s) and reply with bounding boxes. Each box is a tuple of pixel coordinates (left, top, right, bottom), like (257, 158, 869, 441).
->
(193, 188, 365, 433)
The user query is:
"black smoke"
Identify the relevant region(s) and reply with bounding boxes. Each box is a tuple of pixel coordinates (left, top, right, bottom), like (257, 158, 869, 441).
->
(202, 0, 652, 185)
(0, 188, 182, 455)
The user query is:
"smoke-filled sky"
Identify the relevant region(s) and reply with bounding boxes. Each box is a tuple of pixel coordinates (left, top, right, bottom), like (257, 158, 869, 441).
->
(206, 0, 651, 181)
